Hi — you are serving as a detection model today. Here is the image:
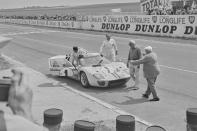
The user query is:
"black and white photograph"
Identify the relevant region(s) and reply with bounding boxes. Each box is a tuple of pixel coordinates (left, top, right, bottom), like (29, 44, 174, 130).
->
(0, 0, 197, 131)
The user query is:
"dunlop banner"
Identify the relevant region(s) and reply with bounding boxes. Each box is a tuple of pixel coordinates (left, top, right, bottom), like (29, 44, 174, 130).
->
(0, 15, 197, 39)
(86, 15, 197, 38)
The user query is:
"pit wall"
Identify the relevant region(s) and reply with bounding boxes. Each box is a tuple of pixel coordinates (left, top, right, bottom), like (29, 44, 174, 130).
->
(0, 15, 197, 39)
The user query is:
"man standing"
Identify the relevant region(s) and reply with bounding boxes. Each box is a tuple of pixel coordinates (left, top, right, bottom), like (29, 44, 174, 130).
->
(130, 46, 160, 101)
(127, 40, 142, 90)
(100, 34, 118, 62)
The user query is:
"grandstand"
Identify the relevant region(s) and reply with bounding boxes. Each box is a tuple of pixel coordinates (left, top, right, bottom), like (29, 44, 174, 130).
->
(0, 2, 141, 17)
(171, 0, 197, 8)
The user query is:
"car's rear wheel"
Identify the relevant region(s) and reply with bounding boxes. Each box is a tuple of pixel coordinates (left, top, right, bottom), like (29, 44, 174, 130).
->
(80, 72, 89, 88)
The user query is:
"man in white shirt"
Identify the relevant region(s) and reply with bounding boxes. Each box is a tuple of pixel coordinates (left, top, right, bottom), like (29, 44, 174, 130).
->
(100, 34, 118, 62)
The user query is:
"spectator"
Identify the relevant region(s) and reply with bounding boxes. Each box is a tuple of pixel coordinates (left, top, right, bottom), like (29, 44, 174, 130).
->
(130, 46, 160, 101)
(0, 68, 47, 131)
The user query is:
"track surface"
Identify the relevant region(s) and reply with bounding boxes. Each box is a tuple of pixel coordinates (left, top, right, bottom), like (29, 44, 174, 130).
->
(1, 24, 197, 131)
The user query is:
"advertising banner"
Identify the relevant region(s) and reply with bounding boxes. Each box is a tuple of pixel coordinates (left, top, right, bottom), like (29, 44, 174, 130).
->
(86, 15, 197, 38)
(37, 20, 48, 26)
(0, 14, 197, 39)
(47, 21, 60, 27)
(140, 0, 169, 13)
(29, 20, 38, 25)
(59, 21, 74, 29)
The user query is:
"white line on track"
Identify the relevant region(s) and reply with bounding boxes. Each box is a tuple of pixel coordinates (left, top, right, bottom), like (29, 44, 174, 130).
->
(64, 31, 197, 47)
(15, 36, 72, 49)
(160, 65, 197, 74)
(118, 58, 197, 74)
(0, 30, 60, 36)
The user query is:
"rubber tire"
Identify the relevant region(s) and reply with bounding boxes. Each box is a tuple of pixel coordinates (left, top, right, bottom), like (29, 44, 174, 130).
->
(80, 72, 89, 88)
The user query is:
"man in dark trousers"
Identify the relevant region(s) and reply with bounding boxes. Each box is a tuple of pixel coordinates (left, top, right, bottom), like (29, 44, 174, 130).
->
(127, 40, 142, 90)
(130, 46, 160, 101)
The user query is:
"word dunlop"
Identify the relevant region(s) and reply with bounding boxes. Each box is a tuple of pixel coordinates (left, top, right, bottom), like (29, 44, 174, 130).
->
(101, 23, 131, 31)
(135, 24, 177, 34)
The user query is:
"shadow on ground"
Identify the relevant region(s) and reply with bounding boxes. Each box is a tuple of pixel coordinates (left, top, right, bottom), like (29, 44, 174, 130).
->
(42, 74, 137, 93)
(38, 73, 149, 105)
(113, 96, 149, 105)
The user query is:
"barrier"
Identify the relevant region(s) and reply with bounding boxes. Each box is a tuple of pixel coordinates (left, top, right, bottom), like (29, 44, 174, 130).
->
(0, 15, 197, 39)
(43, 108, 63, 131)
(146, 125, 166, 131)
(186, 108, 197, 131)
(116, 115, 135, 131)
(74, 120, 95, 131)
(60, 21, 74, 29)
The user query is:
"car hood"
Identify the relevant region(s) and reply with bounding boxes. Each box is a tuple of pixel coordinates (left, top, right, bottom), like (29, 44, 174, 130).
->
(82, 62, 130, 80)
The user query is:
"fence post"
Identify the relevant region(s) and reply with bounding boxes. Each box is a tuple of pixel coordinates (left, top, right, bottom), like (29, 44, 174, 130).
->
(74, 120, 95, 131)
(116, 115, 135, 131)
(43, 108, 63, 131)
(146, 125, 166, 131)
(186, 108, 197, 131)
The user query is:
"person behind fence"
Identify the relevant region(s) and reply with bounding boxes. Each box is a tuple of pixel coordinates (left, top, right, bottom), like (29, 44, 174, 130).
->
(0, 68, 47, 131)
(127, 40, 142, 90)
(130, 46, 160, 101)
(100, 34, 118, 62)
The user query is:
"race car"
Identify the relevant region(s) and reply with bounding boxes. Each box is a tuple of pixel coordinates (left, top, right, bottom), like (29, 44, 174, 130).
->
(48, 52, 130, 88)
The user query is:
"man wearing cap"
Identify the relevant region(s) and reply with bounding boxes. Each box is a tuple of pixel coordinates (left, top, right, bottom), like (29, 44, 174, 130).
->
(0, 69, 47, 131)
(100, 34, 118, 62)
(130, 46, 160, 101)
(127, 40, 142, 90)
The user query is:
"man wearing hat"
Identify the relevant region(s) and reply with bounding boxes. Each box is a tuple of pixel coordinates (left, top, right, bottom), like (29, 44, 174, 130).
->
(127, 40, 142, 90)
(130, 46, 160, 101)
(100, 34, 118, 62)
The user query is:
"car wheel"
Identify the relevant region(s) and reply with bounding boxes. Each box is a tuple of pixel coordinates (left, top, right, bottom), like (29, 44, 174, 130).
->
(80, 72, 89, 88)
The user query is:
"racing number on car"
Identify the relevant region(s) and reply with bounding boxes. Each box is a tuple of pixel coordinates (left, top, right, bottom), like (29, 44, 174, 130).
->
(52, 61, 60, 67)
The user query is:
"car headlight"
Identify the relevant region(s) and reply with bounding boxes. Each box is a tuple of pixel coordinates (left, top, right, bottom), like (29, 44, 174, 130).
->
(93, 73, 105, 80)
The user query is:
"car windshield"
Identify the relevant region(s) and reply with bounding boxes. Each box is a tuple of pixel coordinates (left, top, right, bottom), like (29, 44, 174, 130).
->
(81, 55, 110, 66)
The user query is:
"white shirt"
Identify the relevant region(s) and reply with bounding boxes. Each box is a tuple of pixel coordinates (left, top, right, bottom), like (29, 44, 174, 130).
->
(100, 38, 117, 55)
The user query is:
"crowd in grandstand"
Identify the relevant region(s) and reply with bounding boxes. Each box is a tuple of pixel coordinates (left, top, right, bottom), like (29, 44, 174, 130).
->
(146, 2, 197, 15)
(0, 3, 197, 21)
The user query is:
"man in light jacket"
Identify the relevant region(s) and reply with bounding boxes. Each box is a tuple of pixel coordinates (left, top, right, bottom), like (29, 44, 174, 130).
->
(100, 34, 118, 62)
(130, 46, 160, 101)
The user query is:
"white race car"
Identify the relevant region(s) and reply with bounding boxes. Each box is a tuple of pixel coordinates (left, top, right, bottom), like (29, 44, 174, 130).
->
(48, 52, 130, 88)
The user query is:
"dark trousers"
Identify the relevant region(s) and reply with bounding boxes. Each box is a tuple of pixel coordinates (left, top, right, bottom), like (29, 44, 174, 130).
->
(145, 77, 158, 98)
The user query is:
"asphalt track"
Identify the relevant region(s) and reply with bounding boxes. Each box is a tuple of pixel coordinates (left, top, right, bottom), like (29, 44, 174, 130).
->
(0, 23, 197, 131)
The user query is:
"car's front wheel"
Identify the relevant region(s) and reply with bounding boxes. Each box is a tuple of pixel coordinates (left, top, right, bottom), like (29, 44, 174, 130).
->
(80, 72, 89, 88)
